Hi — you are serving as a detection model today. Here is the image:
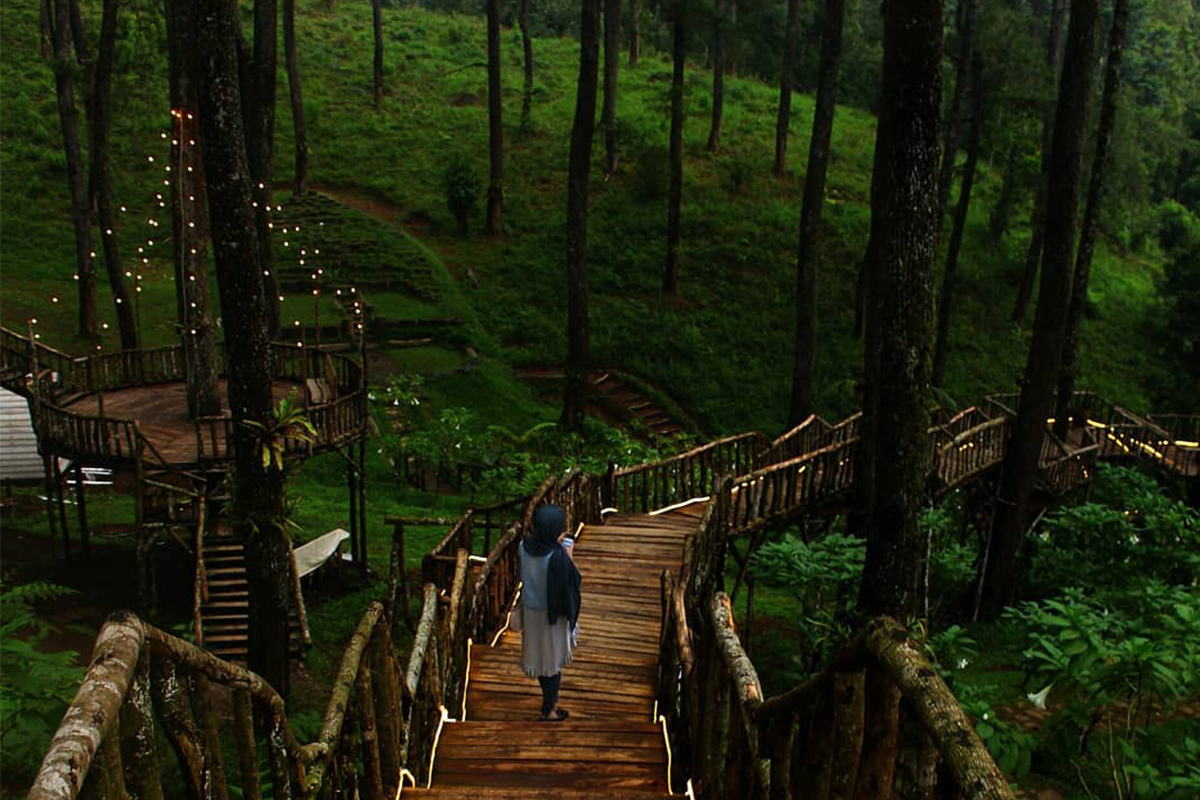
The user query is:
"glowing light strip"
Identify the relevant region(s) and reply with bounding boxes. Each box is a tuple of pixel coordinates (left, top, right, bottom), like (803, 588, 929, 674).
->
(395, 768, 416, 799)
(490, 584, 522, 647)
(1176, 440, 1199, 448)
(461, 637, 473, 721)
(426, 705, 450, 789)
(650, 496, 711, 515)
(600, 506, 619, 516)
(658, 714, 674, 794)
(686, 778, 696, 799)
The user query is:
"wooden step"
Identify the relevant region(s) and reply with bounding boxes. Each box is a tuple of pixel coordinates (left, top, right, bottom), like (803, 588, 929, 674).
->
(403, 786, 671, 799)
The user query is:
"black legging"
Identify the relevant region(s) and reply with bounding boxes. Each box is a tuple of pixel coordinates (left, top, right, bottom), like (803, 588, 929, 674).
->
(537, 673, 561, 716)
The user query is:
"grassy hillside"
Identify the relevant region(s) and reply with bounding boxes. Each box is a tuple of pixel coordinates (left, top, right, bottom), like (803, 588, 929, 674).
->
(0, 0, 1170, 434)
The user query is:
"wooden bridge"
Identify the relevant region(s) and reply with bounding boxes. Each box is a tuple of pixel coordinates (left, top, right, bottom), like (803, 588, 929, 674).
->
(28, 391, 1197, 800)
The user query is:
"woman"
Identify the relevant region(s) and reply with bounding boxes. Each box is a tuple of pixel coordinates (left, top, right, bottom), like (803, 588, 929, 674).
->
(518, 504, 582, 721)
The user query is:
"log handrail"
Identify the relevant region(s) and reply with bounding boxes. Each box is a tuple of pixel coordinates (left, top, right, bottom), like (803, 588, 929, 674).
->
(691, 594, 1015, 800)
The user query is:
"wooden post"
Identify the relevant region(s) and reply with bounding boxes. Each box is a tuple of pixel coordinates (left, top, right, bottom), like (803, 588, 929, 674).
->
(264, 707, 295, 800)
(348, 445, 359, 565)
(192, 673, 230, 800)
(148, 660, 207, 799)
(42, 454, 61, 562)
(360, 439, 368, 571)
(53, 456, 71, 562)
(119, 650, 164, 800)
(135, 437, 148, 608)
(232, 691, 262, 800)
(371, 629, 402, 795)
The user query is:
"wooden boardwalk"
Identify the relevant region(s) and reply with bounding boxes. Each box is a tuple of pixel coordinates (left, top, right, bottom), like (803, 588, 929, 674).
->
(404, 505, 705, 798)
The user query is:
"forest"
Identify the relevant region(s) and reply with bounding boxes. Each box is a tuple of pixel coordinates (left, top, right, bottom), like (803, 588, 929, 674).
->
(1, 0, 1198, 798)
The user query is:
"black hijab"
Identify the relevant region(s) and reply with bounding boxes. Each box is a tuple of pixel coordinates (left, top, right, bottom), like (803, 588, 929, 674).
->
(525, 505, 582, 625)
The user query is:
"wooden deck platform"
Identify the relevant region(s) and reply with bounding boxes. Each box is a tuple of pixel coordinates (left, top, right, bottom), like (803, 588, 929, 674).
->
(62, 379, 308, 466)
(405, 506, 704, 798)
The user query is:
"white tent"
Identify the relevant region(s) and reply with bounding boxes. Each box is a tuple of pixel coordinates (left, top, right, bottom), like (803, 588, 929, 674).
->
(0, 388, 41, 482)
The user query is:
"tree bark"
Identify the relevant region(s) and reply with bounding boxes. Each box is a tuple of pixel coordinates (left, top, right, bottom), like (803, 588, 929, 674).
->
(856, 0, 941, 619)
(853, 666, 901, 800)
(165, 0, 221, 418)
(51, 0, 97, 339)
(663, 0, 684, 296)
(243, 0, 280, 339)
(772, 0, 800, 176)
(372, 0, 384, 106)
(628, 0, 640, 65)
(1012, 0, 1069, 324)
(1054, 0, 1129, 438)
(90, 0, 138, 350)
(519, 0, 534, 133)
(932, 53, 983, 389)
(195, 0, 292, 694)
(560, 0, 601, 432)
(603, 0, 623, 171)
(988, 144, 1019, 244)
(283, 0, 308, 195)
(788, 0, 845, 424)
(935, 0, 976, 230)
(485, 0, 504, 233)
(863, 618, 1013, 800)
(706, 0, 724, 153)
(982, 0, 1101, 619)
(828, 671, 865, 799)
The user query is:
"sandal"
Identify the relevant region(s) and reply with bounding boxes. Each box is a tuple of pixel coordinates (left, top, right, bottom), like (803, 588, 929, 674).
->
(538, 708, 570, 722)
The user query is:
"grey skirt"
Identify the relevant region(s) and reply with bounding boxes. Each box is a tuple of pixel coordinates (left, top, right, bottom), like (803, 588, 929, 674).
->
(518, 605, 578, 678)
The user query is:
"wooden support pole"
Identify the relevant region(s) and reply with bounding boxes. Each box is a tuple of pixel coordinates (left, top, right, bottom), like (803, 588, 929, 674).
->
(42, 454, 60, 562)
(264, 706, 295, 800)
(356, 654, 385, 800)
(360, 439, 368, 571)
(148, 660, 207, 799)
(371, 628, 402, 795)
(75, 462, 90, 557)
(191, 673, 231, 800)
(53, 456, 71, 562)
(348, 445, 359, 565)
(232, 691, 262, 800)
(119, 650, 164, 800)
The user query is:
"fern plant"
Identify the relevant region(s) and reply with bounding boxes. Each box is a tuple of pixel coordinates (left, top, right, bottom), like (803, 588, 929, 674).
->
(0, 580, 85, 783)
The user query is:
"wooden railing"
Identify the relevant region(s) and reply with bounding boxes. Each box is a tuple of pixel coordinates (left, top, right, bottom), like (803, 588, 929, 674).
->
(756, 413, 833, 469)
(420, 495, 528, 588)
(28, 580, 467, 800)
(725, 438, 859, 536)
(32, 403, 143, 461)
(932, 417, 1010, 489)
(671, 594, 1016, 800)
(611, 431, 770, 513)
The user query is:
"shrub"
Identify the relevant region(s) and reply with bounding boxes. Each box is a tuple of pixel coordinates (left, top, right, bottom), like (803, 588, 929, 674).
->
(442, 156, 481, 230)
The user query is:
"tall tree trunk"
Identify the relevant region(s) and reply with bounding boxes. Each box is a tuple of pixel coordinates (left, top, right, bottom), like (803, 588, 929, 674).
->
(41, 0, 54, 59)
(372, 0, 384, 106)
(663, 0, 684, 296)
(788, 0, 845, 424)
(244, 0, 280, 339)
(485, 0, 503, 234)
(283, 0, 308, 195)
(932, 53, 983, 389)
(856, 0, 941, 619)
(519, 0, 533, 133)
(51, 0, 96, 339)
(772, 0, 800, 176)
(91, 0, 138, 350)
(988, 144, 1019, 243)
(935, 0, 976, 229)
(166, 0, 220, 418)
(705, 0, 724, 153)
(982, 0, 1100, 619)
(1012, 0, 1068, 323)
(628, 0, 640, 65)
(561, 0, 602, 432)
(603, 0, 623, 171)
(195, 0, 292, 695)
(1054, 0, 1129, 438)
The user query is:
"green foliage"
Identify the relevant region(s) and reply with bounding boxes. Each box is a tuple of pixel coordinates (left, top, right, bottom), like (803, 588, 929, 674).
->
(442, 155, 481, 230)
(242, 393, 318, 471)
(0, 580, 84, 784)
(1027, 464, 1200, 592)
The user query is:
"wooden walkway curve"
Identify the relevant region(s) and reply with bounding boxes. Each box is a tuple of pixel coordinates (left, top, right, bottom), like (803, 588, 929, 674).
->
(403, 505, 705, 798)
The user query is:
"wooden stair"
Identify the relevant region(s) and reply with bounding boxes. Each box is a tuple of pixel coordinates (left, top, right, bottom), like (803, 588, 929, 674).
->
(416, 509, 699, 798)
(589, 372, 685, 439)
(199, 536, 305, 663)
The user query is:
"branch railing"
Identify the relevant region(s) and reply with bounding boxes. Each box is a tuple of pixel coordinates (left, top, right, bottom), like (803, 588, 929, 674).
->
(755, 413, 833, 469)
(725, 438, 859, 536)
(667, 593, 1016, 800)
(29, 584, 464, 800)
(610, 431, 770, 513)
